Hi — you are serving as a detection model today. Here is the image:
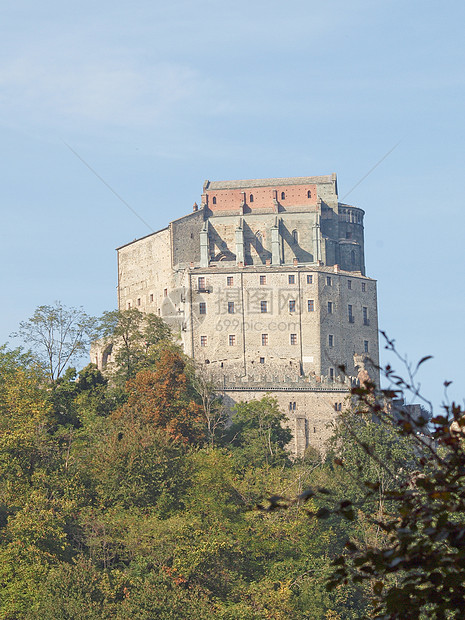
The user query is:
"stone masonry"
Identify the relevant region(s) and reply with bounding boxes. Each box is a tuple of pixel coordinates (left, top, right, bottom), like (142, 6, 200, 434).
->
(93, 174, 379, 456)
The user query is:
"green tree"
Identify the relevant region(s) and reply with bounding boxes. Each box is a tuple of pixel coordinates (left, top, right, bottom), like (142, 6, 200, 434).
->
(13, 302, 99, 381)
(227, 396, 292, 468)
(99, 309, 171, 383)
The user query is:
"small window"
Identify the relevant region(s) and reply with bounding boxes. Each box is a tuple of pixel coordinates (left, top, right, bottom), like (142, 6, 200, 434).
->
(200, 336, 207, 347)
(313, 426, 317, 433)
(289, 300, 296, 312)
(150, 293, 154, 302)
(346, 232, 352, 239)
(281, 191, 285, 200)
(260, 275, 266, 285)
(228, 334, 236, 346)
(137, 298, 141, 306)
(292, 229, 298, 244)
(351, 250, 356, 264)
(307, 274, 313, 284)
(227, 276, 234, 286)
(329, 334, 334, 348)
(363, 307, 368, 325)
(289, 402, 296, 411)
(259, 357, 265, 364)
(288, 274, 295, 284)
(326, 276, 332, 286)
(329, 368, 334, 381)
(364, 340, 369, 353)
(199, 302, 206, 315)
(198, 277, 205, 290)
(307, 299, 314, 312)
(290, 333, 297, 345)
(327, 301, 333, 314)
(228, 301, 235, 314)
(250, 194, 254, 203)
(260, 301, 268, 313)
(164, 288, 168, 297)
(262, 333, 268, 346)
(347, 280, 352, 290)
(127, 302, 131, 309)
(212, 196, 217, 205)
(348, 304, 354, 322)
(362, 282, 366, 292)
(307, 190, 312, 198)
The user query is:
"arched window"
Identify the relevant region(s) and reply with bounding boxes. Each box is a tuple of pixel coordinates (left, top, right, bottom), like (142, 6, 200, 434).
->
(281, 191, 285, 200)
(212, 196, 216, 205)
(249, 194, 254, 203)
(307, 190, 312, 198)
(292, 229, 298, 244)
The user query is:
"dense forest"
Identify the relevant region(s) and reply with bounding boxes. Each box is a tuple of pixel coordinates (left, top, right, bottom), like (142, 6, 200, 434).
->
(1, 305, 464, 619)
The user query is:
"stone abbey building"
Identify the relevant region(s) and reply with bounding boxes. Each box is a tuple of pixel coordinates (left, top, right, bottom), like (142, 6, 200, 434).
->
(96, 174, 379, 455)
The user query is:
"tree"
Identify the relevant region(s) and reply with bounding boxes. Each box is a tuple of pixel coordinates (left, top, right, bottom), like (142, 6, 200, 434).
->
(115, 348, 205, 445)
(13, 302, 99, 381)
(99, 309, 171, 382)
(226, 396, 292, 468)
(276, 338, 465, 619)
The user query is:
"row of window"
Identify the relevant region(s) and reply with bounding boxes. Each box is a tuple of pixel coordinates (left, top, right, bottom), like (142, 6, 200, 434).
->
(201, 275, 367, 289)
(199, 300, 369, 319)
(200, 333, 369, 352)
(211, 190, 313, 205)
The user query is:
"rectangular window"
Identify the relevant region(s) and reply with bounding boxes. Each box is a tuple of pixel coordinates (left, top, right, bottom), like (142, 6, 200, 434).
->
(288, 274, 295, 284)
(348, 304, 354, 323)
(347, 279, 352, 290)
(307, 299, 314, 312)
(289, 402, 296, 411)
(363, 307, 369, 325)
(200, 336, 207, 347)
(261, 333, 268, 346)
(228, 334, 236, 346)
(137, 298, 141, 306)
(227, 276, 233, 286)
(164, 288, 168, 297)
(290, 333, 298, 345)
(329, 368, 334, 381)
(127, 302, 131, 309)
(327, 301, 333, 314)
(307, 274, 313, 284)
(260, 300, 268, 313)
(260, 275, 266, 285)
(199, 302, 206, 315)
(362, 282, 366, 292)
(198, 277, 205, 290)
(259, 357, 265, 364)
(329, 334, 334, 347)
(326, 276, 332, 286)
(289, 299, 296, 312)
(364, 340, 369, 353)
(228, 301, 235, 314)
(150, 293, 154, 302)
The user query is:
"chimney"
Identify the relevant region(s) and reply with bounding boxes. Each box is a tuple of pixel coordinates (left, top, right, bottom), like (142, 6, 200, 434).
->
(293, 258, 298, 266)
(193, 202, 198, 212)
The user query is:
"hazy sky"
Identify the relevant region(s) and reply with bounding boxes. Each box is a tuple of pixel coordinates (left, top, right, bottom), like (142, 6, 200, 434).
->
(1, 0, 463, 410)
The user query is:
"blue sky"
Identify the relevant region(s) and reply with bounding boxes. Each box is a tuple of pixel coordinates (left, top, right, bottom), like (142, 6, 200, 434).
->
(1, 0, 463, 410)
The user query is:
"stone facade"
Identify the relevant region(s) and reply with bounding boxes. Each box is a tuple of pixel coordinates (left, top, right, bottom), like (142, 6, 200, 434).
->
(96, 175, 379, 456)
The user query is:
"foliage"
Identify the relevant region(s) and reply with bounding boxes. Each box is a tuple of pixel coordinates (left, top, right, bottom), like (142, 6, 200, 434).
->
(268, 337, 465, 619)
(0, 327, 370, 619)
(13, 302, 99, 381)
(115, 348, 206, 445)
(226, 395, 292, 468)
(99, 309, 171, 383)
